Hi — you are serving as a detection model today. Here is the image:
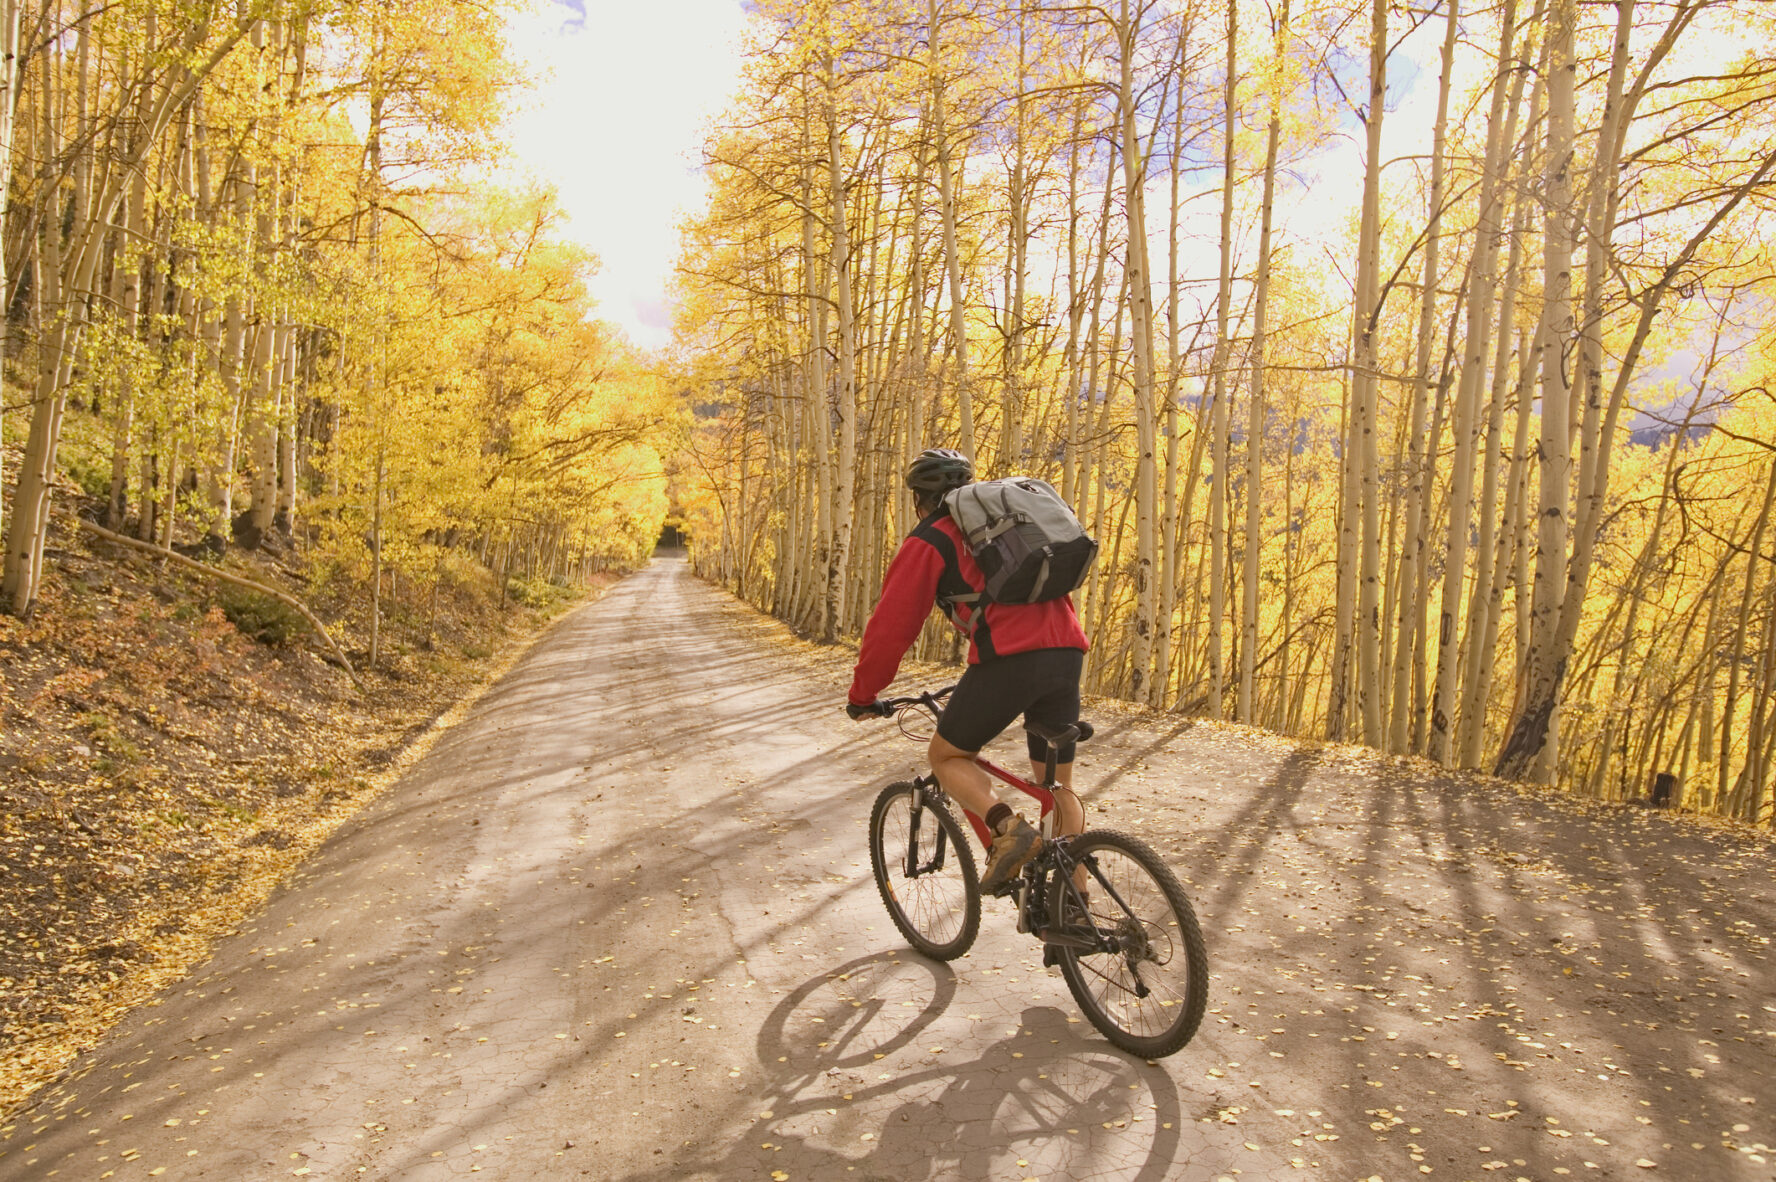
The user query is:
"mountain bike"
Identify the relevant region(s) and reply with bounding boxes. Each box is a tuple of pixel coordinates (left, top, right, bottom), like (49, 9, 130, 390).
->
(863, 686, 1208, 1058)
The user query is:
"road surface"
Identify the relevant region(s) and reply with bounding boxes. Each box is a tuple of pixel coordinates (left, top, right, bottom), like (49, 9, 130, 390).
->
(2, 555, 1771, 1180)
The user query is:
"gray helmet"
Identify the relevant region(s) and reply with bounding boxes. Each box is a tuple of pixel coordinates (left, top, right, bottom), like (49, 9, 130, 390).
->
(905, 448, 973, 495)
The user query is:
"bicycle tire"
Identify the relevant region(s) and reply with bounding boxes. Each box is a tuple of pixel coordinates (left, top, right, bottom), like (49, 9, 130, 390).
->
(1047, 829, 1208, 1058)
(868, 781, 981, 961)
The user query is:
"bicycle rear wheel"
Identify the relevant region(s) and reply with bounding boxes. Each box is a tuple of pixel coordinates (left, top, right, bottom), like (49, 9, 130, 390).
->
(1047, 829, 1207, 1058)
(868, 781, 980, 961)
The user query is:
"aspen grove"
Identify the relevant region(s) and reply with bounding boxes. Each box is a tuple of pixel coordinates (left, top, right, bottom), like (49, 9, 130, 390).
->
(0, 0, 675, 662)
(672, 0, 1776, 822)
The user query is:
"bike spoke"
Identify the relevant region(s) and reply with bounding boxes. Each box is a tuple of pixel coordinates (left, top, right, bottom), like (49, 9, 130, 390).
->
(878, 795, 971, 948)
(1067, 845, 1197, 1041)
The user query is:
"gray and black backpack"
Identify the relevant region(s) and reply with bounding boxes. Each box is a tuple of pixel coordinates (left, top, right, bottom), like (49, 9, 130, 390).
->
(942, 477, 1098, 609)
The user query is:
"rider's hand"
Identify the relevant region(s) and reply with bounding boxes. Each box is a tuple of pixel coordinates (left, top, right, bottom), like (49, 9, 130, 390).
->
(846, 700, 887, 721)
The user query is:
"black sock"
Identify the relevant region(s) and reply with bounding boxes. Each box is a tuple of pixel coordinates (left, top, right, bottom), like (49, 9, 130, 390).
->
(984, 802, 1014, 834)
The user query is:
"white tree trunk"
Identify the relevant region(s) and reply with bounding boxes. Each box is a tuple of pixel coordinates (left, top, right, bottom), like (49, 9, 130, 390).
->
(928, 0, 973, 458)
(1495, 0, 1577, 781)
(824, 54, 855, 641)
(1116, 0, 1159, 705)
(1206, 0, 1238, 719)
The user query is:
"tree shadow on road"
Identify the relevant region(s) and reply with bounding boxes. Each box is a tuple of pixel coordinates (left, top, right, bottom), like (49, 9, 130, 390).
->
(600, 951, 1191, 1182)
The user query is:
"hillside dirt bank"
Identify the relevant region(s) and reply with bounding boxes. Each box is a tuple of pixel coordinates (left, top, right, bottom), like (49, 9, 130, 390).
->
(0, 511, 612, 1111)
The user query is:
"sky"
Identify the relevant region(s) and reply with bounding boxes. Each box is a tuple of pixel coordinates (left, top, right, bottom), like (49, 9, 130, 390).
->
(503, 0, 752, 352)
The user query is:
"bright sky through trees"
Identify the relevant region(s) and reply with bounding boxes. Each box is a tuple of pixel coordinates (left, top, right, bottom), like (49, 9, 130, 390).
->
(502, 0, 1455, 354)
(505, 0, 750, 350)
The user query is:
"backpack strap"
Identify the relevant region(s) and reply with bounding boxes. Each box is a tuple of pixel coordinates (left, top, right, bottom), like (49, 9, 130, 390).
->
(911, 510, 996, 660)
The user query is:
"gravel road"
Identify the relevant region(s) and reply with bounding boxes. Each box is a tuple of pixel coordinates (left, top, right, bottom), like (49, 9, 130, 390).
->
(2, 554, 1771, 1181)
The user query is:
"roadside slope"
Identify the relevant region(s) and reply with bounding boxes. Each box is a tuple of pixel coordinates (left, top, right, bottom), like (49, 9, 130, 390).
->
(0, 514, 605, 1111)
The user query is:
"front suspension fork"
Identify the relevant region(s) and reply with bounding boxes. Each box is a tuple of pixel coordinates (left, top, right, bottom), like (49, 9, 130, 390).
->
(903, 776, 949, 879)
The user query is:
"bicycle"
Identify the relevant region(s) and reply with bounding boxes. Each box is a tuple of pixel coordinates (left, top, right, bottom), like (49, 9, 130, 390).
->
(862, 686, 1209, 1058)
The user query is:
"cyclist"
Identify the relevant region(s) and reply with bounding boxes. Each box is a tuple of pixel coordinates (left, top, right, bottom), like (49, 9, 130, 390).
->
(846, 448, 1091, 893)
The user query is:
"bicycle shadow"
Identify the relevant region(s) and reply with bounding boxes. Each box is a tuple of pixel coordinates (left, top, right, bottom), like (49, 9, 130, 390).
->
(608, 951, 1191, 1182)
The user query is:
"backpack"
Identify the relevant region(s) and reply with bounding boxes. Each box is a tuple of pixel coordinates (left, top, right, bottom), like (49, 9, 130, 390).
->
(942, 477, 1098, 609)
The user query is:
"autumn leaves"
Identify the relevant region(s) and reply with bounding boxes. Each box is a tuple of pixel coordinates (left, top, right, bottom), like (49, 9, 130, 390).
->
(0, 0, 673, 656)
(674, 0, 1776, 820)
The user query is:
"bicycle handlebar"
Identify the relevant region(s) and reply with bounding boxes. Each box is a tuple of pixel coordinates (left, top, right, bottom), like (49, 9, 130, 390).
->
(879, 685, 956, 719)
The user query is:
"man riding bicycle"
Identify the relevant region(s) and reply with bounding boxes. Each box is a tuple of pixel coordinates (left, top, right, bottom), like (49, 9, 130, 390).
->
(846, 448, 1091, 894)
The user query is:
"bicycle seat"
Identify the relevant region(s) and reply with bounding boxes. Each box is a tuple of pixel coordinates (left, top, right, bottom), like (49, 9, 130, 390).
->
(1024, 719, 1094, 748)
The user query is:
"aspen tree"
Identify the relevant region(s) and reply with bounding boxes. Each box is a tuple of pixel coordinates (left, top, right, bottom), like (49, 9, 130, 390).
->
(1155, 7, 1200, 711)
(246, 168, 281, 539)
(1719, 461, 1776, 814)
(1168, 373, 1214, 708)
(1500, 144, 1776, 777)
(1328, 0, 1387, 742)
(1455, 238, 1530, 766)
(904, 108, 930, 528)
(1426, 0, 1505, 763)
(797, 85, 833, 639)
(1353, 0, 1388, 748)
(1586, 424, 1695, 798)
(824, 49, 856, 642)
(1241, 0, 1287, 725)
(1082, 268, 1127, 666)
(1494, 0, 1576, 783)
(1206, 0, 1237, 719)
(1073, 131, 1118, 523)
(0, 0, 18, 540)
(1061, 98, 1084, 507)
(4, 2, 272, 615)
(677, 0, 1776, 817)
(1114, 0, 1160, 705)
(1001, 6, 1029, 468)
(365, 8, 386, 670)
(104, 45, 155, 532)
(928, 0, 974, 458)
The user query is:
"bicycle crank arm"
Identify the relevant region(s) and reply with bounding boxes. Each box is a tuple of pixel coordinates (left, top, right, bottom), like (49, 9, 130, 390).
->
(1040, 928, 1102, 950)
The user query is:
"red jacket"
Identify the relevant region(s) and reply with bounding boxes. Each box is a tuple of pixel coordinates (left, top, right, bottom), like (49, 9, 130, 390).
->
(848, 510, 1090, 706)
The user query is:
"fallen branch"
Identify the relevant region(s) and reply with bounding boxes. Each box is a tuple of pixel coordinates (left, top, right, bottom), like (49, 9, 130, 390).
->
(66, 514, 362, 689)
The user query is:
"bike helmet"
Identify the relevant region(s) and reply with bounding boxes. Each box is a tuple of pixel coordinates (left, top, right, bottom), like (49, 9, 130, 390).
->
(905, 448, 973, 494)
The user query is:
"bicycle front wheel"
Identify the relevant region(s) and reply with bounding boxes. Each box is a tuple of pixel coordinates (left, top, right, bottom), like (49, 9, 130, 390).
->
(1048, 829, 1208, 1058)
(868, 781, 980, 961)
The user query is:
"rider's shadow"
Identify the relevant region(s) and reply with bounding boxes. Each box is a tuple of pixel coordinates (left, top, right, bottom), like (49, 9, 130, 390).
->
(742, 952, 1188, 1182)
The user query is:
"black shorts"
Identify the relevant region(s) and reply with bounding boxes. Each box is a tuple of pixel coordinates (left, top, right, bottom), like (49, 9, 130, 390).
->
(936, 647, 1086, 764)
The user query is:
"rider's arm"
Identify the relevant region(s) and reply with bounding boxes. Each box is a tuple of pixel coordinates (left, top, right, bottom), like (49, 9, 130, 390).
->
(848, 536, 945, 706)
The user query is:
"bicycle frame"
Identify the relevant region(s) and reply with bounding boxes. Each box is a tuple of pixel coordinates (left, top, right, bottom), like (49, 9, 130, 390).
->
(955, 758, 1055, 848)
(877, 688, 1157, 962)
(880, 686, 1061, 850)
(868, 689, 1205, 1051)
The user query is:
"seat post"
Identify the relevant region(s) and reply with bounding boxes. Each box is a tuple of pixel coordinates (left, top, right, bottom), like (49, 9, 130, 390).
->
(1042, 743, 1060, 789)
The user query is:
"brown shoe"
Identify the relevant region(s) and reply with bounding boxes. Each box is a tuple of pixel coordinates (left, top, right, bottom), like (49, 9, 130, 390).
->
(979, 816, 1040, 893)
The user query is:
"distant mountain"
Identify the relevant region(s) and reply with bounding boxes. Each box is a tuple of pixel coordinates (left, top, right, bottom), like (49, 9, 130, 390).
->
(1627, 420, 1714, 449)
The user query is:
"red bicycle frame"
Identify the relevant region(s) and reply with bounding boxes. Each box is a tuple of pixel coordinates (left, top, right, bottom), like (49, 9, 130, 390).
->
(881, 685, 1061, 849)
(956, 756, 1057, 849)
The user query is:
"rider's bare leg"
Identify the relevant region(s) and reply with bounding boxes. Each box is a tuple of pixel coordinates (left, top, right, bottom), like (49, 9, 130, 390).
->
(929, 739, 1082, 838)
(1032, 760, 1083, 836)
(928, 733, 997, 820)
(1033, 760, 1089, 897)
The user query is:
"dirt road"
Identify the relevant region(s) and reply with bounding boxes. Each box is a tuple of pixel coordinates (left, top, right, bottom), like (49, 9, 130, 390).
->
(2, 555, 1771, 1181)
